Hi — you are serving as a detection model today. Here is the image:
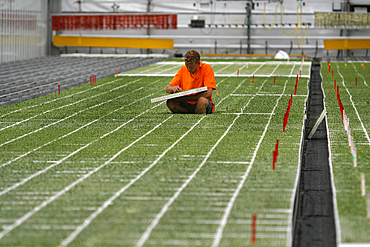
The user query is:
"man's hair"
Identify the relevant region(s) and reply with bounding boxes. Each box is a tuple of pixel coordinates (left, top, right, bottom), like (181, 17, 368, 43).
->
(184, 50, 200, 64)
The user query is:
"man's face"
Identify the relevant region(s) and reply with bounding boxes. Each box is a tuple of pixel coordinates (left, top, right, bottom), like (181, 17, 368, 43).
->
(185, 61, 199, 74)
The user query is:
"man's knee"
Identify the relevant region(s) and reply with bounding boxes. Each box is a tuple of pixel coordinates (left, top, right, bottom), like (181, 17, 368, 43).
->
(197, 97, 209, 107)
(167, 99, 176, 111)
(167, 99, 174, 108)
(167, 99, 182, 113)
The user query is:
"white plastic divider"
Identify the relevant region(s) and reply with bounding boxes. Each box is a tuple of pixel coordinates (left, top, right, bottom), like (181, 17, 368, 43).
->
(0, 77, 137, 119)
(0, 93, 158, 196)
(137, 115, 241, 247)
(322, 78, 342, 247)
(288, 74, 310, 247)
(270, 63, 281, 76)
(350, 62, 368, 87)
(212, 75, 291, 247)
(58, 79, 247, 247)
(0, 101, 170, 241)
(214, 64, 233, 73)
(0, 80, 155, 148)
(136, 71, 283, 247)
(307, 108, 327, 139)
(0, 78, 143, 132)
(339, 244, 370, 247)
(231, 93, 307, 97)
(156, 61, 312, 65)
(151, 87, 208, 103)
(119, 73, 310, 78)
(0, 79, 168, 171)
(336, 64, 370, 144)
(61, 54, 170, 58)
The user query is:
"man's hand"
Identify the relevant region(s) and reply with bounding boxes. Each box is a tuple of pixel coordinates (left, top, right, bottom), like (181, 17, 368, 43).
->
(166, 85, 183, 94)
(172, 86, 183, 93)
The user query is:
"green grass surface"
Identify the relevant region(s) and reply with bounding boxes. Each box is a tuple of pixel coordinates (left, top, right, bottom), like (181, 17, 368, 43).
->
(121, 61, 311, 80)
(321, 61, 370, 243)
(0, 61, 308, 246)
(166, 58, 310, 62)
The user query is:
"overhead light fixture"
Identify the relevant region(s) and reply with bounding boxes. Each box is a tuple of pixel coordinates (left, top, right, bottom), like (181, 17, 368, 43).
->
(111, 2, 120, 13)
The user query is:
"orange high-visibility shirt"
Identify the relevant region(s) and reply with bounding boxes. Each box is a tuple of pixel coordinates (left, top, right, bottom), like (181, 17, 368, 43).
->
(169, 61, 217, 112)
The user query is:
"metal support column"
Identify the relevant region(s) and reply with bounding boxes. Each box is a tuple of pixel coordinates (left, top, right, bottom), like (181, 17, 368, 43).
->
(246, 2, 252, 54)
(146, 0, 152, 54)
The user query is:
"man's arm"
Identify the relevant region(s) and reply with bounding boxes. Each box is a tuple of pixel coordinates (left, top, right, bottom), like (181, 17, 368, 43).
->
(166, 84, 183, 94)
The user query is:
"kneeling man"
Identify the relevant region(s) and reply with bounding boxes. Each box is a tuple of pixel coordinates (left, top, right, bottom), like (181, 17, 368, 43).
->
(166, 50, 216, 114)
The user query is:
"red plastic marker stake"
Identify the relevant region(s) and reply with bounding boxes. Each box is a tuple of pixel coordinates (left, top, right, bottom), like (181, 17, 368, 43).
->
(295, 75, 298, 95)
(283, 115, 287, 132)
(251, 213, 257, 244)
(274, 76, 276, 84)
(355, 77, 357, 86)
(58, 85, 60, 95)
(252, 75, 254, 83)
(294, 84, 298, 95)
(237, 69, 239, 77)
(273, 139, 279, 170)
(116, 69, 119, 77)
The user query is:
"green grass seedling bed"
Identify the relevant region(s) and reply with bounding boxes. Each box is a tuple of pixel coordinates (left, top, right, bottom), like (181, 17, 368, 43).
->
(321, 61, 370, 244)
(0, 60, 308, 247)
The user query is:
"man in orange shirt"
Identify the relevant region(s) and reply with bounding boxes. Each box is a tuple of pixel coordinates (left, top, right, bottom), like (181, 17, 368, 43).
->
(166, 50, 216, 114)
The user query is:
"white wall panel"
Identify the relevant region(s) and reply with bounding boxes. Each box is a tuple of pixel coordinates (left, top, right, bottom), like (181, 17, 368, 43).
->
(57, 1, 370, 57)
(0, 0, 47, 63)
